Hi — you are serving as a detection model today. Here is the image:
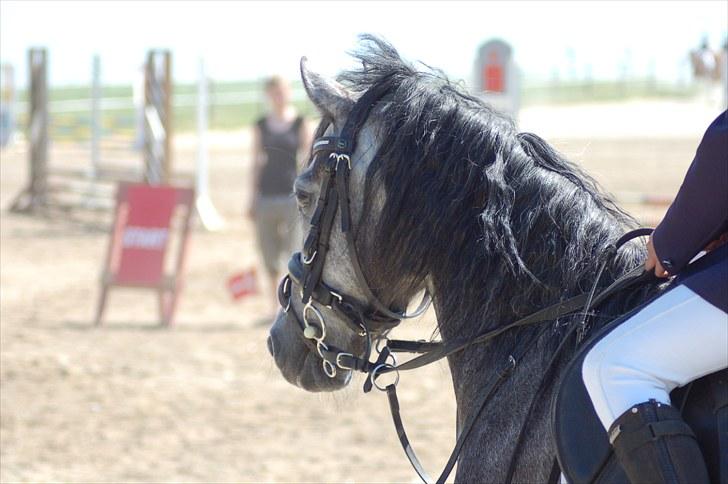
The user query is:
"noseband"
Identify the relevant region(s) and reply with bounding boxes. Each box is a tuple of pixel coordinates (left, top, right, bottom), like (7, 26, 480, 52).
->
(277, 81, 431, 378)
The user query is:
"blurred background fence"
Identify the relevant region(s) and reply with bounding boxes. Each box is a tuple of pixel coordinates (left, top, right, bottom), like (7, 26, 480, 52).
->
(9, 71, 318, 142)
(6, 70, 704, 142)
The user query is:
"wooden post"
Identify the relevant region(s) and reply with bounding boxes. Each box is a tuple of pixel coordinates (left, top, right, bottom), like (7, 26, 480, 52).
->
(143, 50, 172, 185)
(143, 52, 157, 183)
(94, 188, 122, 325)
(162, 50, 172, 184)
(90, 54, 101, 179)
(10, 48, 48, 213)
(28, 48, 48, 206)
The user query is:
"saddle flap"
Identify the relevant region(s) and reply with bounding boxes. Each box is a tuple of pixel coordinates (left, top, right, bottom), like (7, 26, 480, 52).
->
(553, 332, 625, 484)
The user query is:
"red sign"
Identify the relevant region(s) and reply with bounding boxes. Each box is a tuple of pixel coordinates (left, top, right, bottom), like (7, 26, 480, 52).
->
(227, 269, 259, 300)
(482, 51, 505, 93)
(483, 64, 505, 93)
(96, 183, 195, 326)
(115, 185, 178, 285)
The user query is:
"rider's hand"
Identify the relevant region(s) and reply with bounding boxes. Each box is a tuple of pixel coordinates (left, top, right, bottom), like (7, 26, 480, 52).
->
(645, 236, 669, 278)
(704, 232, 728, 252)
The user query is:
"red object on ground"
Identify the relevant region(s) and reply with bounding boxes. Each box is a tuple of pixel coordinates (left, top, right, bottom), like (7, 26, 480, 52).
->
(95, 183, 195, 326)
(227, 269, 259, 300)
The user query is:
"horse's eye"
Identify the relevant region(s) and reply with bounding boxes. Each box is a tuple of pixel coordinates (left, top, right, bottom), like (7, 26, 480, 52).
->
(294, 188, 313, 209)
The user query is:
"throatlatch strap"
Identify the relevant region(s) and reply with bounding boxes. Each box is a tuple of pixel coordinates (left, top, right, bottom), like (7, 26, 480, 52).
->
(335, 147, 432, 321)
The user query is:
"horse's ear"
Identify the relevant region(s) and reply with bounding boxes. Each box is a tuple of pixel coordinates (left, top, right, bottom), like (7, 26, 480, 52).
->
(300, 57, 354, 120)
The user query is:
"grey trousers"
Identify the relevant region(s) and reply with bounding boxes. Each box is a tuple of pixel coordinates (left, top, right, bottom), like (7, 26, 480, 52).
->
(254, 195, 299, 277)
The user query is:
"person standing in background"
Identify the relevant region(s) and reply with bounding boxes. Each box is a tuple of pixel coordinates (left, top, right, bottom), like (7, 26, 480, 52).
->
(690, 38, 720, 106)
(248, 76, 310, 305)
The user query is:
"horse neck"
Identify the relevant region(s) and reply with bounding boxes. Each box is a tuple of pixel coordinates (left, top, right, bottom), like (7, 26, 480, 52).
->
(426, 165, 634, 408)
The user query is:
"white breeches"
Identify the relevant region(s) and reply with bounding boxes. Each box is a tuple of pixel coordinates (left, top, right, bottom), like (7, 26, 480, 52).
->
(582, 285, 728, 430)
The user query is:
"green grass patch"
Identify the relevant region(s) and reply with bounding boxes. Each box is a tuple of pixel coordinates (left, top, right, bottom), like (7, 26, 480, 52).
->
(11, 78, 698, 141)
(521, 79, 698, 105)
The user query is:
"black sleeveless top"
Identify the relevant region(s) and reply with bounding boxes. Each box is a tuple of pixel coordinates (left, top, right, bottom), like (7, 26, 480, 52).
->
(257, 115, 303, 196)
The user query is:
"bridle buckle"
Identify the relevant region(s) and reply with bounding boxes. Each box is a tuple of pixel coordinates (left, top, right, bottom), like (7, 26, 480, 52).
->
(301, 250, 317, 265)
(336, 153, 351, 170)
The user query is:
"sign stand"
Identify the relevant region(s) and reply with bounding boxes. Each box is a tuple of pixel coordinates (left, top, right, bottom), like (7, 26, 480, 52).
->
(95, 183, 195, 326)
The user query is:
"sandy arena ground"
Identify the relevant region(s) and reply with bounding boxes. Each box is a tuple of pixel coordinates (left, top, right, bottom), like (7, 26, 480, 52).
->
(0, 100, 719, 483)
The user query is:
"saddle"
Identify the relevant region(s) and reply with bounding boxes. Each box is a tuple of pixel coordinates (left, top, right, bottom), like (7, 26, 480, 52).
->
(553, 301, 728, 484)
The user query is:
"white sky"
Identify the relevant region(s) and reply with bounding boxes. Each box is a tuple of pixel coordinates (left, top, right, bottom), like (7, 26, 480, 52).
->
(1, 0, 726, 87)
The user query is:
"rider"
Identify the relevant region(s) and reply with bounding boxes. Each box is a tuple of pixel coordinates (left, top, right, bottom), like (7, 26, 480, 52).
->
(581, 110, 727, 483)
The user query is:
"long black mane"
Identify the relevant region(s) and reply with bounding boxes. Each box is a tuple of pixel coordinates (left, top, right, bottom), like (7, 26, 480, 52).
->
(335, 36, 647, 342)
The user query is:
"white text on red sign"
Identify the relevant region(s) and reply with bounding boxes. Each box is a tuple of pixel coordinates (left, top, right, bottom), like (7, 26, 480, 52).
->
(122, 227, 169, 250)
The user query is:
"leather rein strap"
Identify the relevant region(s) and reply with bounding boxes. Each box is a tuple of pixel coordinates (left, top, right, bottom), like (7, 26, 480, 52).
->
(381, 255, 653, 484)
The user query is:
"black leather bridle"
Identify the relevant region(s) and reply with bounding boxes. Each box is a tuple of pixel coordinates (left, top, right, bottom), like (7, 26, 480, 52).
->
(277, 81, 431, 379)
(276, 82, 655, 484)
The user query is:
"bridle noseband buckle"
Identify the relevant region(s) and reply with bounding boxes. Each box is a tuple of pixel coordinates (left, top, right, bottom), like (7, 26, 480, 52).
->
(335, 352, 355, 370)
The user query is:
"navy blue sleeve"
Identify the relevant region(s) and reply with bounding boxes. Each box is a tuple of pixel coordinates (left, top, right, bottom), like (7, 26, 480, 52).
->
(652, 110, 728, 275)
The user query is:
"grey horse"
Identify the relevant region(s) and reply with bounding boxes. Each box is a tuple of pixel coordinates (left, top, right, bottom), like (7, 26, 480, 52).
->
(267, 36, 656, 482)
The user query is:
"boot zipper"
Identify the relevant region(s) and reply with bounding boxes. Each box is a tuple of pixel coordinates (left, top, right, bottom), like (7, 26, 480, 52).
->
(644, 400, 679, 484)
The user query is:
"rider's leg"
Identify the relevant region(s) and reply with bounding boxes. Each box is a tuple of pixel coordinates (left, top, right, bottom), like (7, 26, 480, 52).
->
(582, 284, 727, 483)
(583, 285, 727, 427)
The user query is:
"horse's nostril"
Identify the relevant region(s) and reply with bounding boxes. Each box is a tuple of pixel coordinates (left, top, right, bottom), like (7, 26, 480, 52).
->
(267, 335, 276, 357)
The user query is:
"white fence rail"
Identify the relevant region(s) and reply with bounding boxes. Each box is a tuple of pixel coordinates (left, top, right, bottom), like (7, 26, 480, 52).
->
(15, 87, 310, 115)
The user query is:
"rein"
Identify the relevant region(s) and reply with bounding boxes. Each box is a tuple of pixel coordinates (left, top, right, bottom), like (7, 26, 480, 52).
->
(276, 83, 655, 482)
(385, 230, 654, 484)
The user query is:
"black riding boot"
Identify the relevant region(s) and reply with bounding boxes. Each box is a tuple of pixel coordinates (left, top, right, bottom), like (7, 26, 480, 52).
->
(608, 399, 709, 484)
